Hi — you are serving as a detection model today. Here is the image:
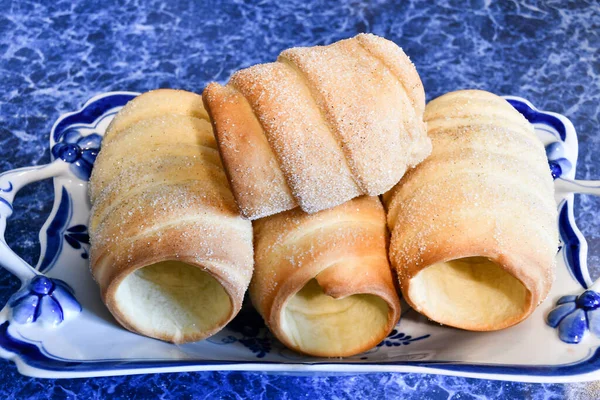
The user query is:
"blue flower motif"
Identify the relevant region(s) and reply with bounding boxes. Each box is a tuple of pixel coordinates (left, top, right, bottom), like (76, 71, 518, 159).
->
(8, 275, 81, 326)
(545, 141, 572, 180)
(547, 290, 600, 344)
(207, 307, 272, 358)
(376, 329, 430, 347)
(64, 224, 90, 259)
(52, 129, 102, 181)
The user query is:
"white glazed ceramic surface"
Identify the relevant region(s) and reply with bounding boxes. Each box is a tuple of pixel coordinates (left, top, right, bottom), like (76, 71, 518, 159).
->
(0, 92, 599, 381)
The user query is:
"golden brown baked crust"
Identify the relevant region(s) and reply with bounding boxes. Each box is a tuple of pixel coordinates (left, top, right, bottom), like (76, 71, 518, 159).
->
(384, 90, 558, 331)
(89, 89, 253, 344)
(204, 33, 430, 219)
(250, 196, 401, 357)
(202, 83, 297, 219)
(103, 89, 209, 145)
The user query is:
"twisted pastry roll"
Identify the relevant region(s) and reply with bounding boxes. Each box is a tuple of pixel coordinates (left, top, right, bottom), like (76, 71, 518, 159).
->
(203, 33, 431, 219)
(384, 90, 558, 331)
(251, 196, 401, 357)
(89, 89, 253, 343)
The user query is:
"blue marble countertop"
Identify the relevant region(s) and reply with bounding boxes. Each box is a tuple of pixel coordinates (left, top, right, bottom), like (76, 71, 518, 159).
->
(1, 0, 599, 398)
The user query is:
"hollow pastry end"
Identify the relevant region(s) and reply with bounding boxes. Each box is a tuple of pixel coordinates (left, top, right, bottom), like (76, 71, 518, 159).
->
(105, 260, 237, 344)
(90, 89, 253, 344)
(386, 89, 557, 332)
(251, 196, 401, 357)
(276, 278, 395, 357)
(406, 256, 533, 331)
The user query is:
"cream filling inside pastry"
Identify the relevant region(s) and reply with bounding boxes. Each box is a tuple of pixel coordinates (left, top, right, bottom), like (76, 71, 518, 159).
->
(280, 279, 389, 355)
(409, 257, 528, 329)
(114, 261, 232, 342)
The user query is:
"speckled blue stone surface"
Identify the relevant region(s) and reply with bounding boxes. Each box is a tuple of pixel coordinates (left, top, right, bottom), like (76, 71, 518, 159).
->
(0, 0, 599, 398)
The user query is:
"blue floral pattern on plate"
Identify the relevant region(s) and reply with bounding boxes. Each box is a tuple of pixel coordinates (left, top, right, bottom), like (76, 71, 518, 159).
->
(51, 129, 102, 181)
(547, 290, 600, 344)
(208, 307, 273, 358)
(377, 329, 431, 347)
(63, 224, 90, 260)
(8, 276, 81, 326)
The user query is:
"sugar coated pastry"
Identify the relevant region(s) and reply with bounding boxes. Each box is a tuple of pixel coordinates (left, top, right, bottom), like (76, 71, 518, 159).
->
(203, 33, 431, 219)
(89, 89, 253, 344)
(383, 89, 558, 331)
(250, 196, 401, 357)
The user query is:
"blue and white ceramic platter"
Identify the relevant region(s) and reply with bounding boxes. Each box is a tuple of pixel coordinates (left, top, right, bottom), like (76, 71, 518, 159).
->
(0, 92, 599, 382)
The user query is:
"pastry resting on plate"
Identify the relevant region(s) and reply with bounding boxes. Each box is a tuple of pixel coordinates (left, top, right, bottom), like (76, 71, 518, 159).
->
(383, 90, 558, 331)
(203, 33, 431, 220)
(250, 196, 401, 357)
(89, 89, 253, 344)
